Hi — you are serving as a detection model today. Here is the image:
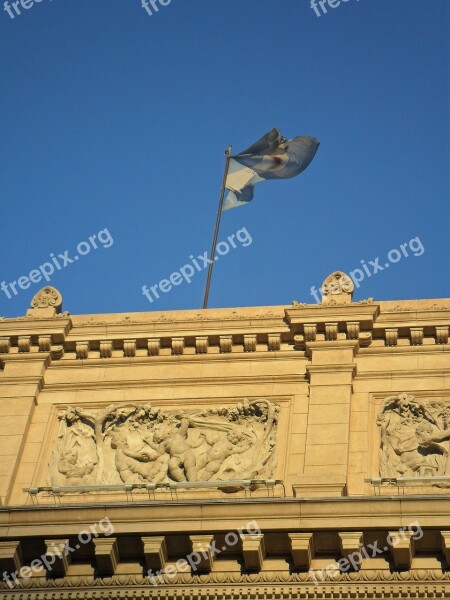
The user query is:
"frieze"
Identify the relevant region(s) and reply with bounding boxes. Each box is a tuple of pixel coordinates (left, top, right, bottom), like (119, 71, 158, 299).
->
(2, 568, 450, 595)
(377, 393, 450, 481)
(48, 400, 279, 487)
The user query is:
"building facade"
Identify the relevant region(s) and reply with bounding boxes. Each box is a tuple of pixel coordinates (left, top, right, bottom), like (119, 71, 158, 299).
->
(0, 275, 449, 599)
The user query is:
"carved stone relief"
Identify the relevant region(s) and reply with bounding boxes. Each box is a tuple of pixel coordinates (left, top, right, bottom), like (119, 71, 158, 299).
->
(50, 407, 98, 486)
(48, 400, 279, 486)
(377, 393, 450, 478)
(26, 285, 64, 318)
(321, 271, 354, 305)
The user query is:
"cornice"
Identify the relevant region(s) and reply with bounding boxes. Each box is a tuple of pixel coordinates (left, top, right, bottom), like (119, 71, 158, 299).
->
(305, 340, 360, 356)
(354, 368, 450, 380)
(1, 573, 449, 598)
(0, 318, 72, 339)
(45, 349, 308, 367)
(360, 344, 450, 355)
(285, 302, 380, 332)
(0, 353, 52, 365)
(66, 324, 290, 343)
(41, 373, 309, 393)
(306, 363, 357, 377)
(2, 496, 450, 534)
(0, 299, 448, 364)
(1, 498, 450, 597)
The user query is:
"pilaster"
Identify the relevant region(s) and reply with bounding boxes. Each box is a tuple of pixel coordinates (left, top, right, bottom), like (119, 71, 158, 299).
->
(285, 273, 379, 497)
(0, 353, 51, 504)
(0, 287, 71, 504)
(301, 340, 358, 488)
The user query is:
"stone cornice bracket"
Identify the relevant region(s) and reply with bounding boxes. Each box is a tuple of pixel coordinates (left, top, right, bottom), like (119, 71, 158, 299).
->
(293, 334, 304, 350)
(18, 336, 31, 353)
(346, 321, 360, 340)
(339, 532, 363, 570)
(303, 324, 317, 342)
(0, 337, 10, 353)
(195, 336, 209, 354)
(219, 335, 233, 353)
(436, 326, 449, 345)
(240, 533, 266, 571)
(44, 539, 71, 577)
(243, 334, 257, 352)
(142, 536, 168, 572)
(76, 341, 90, 359)
(100, 340, 113, 358)
(288, 533, 315, 570)
(123, 339, 136, 358)
(172, 337, 185, 355)
(441, 531, 450, 567)
(267, 333, 281, 351)
(189, 535, 215, 573)
(325, 322, 338, 341)
(148, 338, 160, 356)
(26, 286, 64, 318)
(50, 345, 64, 360)
(92, 537, 119, 576)
(0, 540, 23, 574)
(388, 531, 415, 569)
(410, 327, 424, 346)
(38, 335, 52, 352)
(385, 328, 399, 346)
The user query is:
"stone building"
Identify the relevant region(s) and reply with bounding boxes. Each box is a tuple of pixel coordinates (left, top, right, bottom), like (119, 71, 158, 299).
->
(0, 275, 449, 599)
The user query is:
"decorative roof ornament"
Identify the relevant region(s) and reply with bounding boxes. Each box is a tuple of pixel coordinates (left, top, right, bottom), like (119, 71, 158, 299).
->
(26, 286, 63, 318)
(321, 271, 354, 305)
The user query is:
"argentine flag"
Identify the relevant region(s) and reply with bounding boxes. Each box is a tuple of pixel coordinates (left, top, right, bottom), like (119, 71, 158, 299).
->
(223, 128, 320, 210)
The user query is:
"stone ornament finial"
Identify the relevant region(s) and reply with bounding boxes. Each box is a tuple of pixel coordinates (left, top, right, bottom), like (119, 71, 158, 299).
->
(26, 286, 63, 318)
(321, 271, 354, 305)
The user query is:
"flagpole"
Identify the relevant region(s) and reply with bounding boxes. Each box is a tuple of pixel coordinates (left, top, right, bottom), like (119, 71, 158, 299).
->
(202, 145, 232, 309)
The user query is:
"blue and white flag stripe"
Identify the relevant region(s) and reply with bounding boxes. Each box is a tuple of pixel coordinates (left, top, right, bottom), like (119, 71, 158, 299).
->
(223, 128, 319, 210)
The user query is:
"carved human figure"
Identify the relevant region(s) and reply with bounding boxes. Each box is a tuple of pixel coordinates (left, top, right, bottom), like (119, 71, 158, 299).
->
(197, 430, 251, 481)
(58, 449, 96, 484)
(109, 425, 168, 484)
(148, 417, 198, 482)
(52, 407, 98, 485)
(377, 393, 449, 478)
(417, 423, 450, 475)
(50, 400, 279, 487)
(385, 422, 438, 476)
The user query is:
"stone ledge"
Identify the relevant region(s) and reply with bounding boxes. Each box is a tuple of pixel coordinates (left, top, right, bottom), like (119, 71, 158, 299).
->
(292, 475, 347, 498)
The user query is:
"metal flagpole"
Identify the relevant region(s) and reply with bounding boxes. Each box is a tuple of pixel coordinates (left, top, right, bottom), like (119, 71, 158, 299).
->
(202, 145, 233, 309)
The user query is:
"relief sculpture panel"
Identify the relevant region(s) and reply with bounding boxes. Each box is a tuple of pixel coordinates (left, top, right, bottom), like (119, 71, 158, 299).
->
(377, 393, 450, 479)
(48, 399, 279, 486)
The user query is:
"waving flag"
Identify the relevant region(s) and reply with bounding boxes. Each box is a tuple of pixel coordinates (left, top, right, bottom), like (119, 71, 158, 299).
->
(223, 128, 319, 210)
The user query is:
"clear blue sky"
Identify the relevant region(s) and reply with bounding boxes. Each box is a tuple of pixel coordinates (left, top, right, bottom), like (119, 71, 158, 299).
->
(1, 0, 449, 317)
